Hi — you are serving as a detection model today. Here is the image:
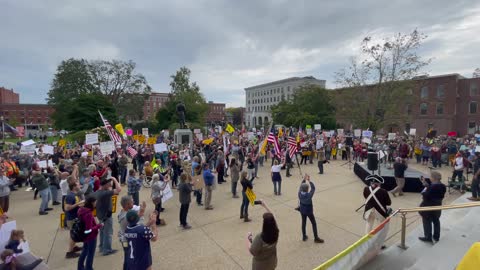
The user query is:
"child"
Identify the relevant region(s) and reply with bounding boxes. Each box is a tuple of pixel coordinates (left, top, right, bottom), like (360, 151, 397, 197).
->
(5, 230, 25, 254)
(0, 249, 43, 270)
(127, 169, 142, 205)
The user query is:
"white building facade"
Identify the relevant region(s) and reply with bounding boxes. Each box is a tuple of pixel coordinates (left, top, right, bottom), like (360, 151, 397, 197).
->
(244, 76, 326, 128)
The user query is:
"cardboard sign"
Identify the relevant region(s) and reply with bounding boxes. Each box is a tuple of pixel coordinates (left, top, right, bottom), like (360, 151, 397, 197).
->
(362, 130, 373, 138)
(100, 141, 115, 156)
(409, 129, 416, 136)
(337, 129, 344, 136)
(354, 129, 362, 137)
(154, 143, 168, 153)
(314, 124, 321, 130)
(85, 133, 99, 145)
(161, 183, 173, 203)
(42, 145, 54, 155)
(192, 175, 205, 190)
(245, 187, 256, 206)
(142, 128, 149, 137)
(388, 133, 396, 140)
(362, 137, 372, 144)
(20, 144, 36, 155)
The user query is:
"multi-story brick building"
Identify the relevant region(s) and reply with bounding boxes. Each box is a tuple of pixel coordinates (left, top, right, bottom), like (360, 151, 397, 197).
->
(206, 102, 226, 125)
(143, 92, 170, 121)
(335, 73, 480, 136)
(0, 87, 19, 104)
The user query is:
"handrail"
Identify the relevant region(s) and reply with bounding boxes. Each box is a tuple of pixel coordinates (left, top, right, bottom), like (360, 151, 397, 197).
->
(398, 202, 480, 213)
(395, 201, 480, 249)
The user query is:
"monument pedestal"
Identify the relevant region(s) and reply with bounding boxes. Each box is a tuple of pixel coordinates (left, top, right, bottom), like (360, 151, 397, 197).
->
(174, 129, 193, 146)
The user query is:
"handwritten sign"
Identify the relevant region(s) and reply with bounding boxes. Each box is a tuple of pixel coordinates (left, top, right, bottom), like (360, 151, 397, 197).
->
(337, 129, 344, 136)
(20, 144, 36, 155)
(154, 143, 168, 153)
(388, 133, 396, 140)
(42, 145, 54, 155)
(85, 133, 99, 145)
(354, 129, 362, 137)
(162, 184, 173, 203)
(362, 130, 373, 138)
(245, 187, 256, 206)
(100, 141, 115, 156)
(362, 137, 372, 144)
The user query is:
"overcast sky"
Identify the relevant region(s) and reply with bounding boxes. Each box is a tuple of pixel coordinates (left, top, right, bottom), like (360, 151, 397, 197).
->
(1, 0, 479, 107)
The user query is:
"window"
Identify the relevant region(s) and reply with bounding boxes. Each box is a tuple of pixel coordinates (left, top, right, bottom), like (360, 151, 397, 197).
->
(287, 86, 290, 91)
(468, 121, 476, 134)
(436, 103, 444, 115)
(406, 104, 412, 115)
(436, 85, 445, 98)
(470, 101, 477, 114)
(420, 103, 428, 115)
(471, 82, 479, 96)
(421, 87, 428, 99)
(406, 89, 413, 95)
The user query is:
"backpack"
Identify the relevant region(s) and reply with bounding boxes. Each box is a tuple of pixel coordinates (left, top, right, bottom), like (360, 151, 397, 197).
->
(70, 218, 87, 242)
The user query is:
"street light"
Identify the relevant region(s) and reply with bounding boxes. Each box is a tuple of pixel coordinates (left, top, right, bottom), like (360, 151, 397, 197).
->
(0, 116, 4, 148)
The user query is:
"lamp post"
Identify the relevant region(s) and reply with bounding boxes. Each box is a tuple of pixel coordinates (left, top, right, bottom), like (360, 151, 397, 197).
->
(0, 116, 4, 148)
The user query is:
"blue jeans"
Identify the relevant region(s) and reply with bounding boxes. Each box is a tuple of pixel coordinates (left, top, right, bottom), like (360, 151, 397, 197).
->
(119, 167, 127, 184)
(240, 192, 249, 217)
(78, 238, 96, 270)
(39, 188, 51, 212)
(50, 186, 59, 203)
(99, 217, 113, 254)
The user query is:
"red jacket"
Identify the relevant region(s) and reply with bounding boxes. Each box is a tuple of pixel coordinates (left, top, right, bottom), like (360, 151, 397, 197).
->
(77, 207, 102, 242)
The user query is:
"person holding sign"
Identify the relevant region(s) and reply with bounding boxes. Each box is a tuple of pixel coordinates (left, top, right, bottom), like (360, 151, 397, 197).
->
(246, 200, 278, 270)
(298, 174, 324, 243)
(240, 171, 253, 222)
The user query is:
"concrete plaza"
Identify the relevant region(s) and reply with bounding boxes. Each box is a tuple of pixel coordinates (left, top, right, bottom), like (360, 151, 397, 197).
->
(9, 159, 461, 270)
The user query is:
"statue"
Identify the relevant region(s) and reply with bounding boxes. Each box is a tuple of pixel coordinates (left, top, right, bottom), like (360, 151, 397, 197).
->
(176, 102, 186, 129)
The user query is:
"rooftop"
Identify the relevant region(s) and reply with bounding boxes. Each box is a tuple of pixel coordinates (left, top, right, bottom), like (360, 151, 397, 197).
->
(245, 76, 325, 91)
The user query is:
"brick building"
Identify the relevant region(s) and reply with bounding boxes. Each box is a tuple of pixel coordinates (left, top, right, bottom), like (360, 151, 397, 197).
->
(206, 102, 226, 124)
(143, 92, 170, 121)
(334, 73, 480, 136)
(0, 87, 19, 104)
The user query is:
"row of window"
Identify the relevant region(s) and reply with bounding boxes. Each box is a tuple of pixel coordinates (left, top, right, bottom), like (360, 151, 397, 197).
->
(249, 95, 284, 105)
(248, 105, 272, 112)
(247, 86, 291, 98)
(416, 101, 477, 115)
(420, 82, 479, 99)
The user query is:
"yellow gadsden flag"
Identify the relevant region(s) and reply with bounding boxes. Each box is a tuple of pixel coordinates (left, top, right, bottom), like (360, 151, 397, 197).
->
(278, 127, 283, 138)
(225, 124, 235, 134)
(115, 123, 125, 136)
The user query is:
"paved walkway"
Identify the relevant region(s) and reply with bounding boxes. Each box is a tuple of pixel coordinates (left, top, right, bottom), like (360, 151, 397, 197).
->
(8, 159, 461, 270)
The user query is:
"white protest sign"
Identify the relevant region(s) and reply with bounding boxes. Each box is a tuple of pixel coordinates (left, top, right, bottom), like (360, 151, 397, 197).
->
(378, 150, 386, 160)
(163, 130, 169, 138)
(409, 129, 416, 136)
(388, 133, 396, 140)
(142, 128, 149, 137)
(329, 130, 335, 137)
(81, 151, 89, 157)
(196, 133, 203, 140)
(154, 143, 168, 153)
(337, 129, 344, 136)
(300, 142, 307, 147)
(362, 137, 372, 144)
(194, 129, 201, 134)
(362, 130, 373, 138)
(85, 133, 99, 145)
(37, 160, 54, 168)
(247, 132, 254, 140)
(314, 124, 321, 130)
(476, 146, 480, 153)
(20, 144, 36, 155)
(18, 241, 30, 254)
(21, 139, 35, 146)
(161, 183, 173, 203)
(354, 129, 362, 137)
(100, 141, 115, 156)
(306, 128, 313, 135)
(0, 220, 16, 253)
(42, 145, 54, 155)
(316, 140, 323, 149)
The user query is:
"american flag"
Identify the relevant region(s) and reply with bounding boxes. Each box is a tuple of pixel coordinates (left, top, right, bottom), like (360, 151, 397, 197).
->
(127, 146, 138, 158)
(98, 111, 122, 144)
(267, 127, 281, 158)
(288, 129, 298, 159)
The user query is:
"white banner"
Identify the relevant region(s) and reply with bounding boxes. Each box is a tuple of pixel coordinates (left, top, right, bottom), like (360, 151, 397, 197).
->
(42, 145, 54, 155)
(85, 133, 99, 145)
(154, 143, 168, 153)
(100, 141, 115, 156)
(354, 129, 362, 137)
(161, 183, 173, 203)
(337, 129, 344, 136)
(314, 124, 321, 130)
(20, 144, 36, 155)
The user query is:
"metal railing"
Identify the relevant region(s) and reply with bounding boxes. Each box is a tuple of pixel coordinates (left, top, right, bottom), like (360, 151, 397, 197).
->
(395, 202, 480, 249)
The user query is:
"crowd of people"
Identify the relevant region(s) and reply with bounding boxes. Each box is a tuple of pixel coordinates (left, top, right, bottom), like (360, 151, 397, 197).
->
(0, 127, 477, 269)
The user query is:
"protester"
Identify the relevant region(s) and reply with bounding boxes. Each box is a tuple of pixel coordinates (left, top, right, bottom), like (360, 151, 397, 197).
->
(191, 156, 203, 206)
(125, 210, 158, 270)
(31, 165, 52, 215)
(363, 178, 391, 234)
(451, 153, 465, 181)
(78, 195, 103, 270)
(151, 174, 167, 226)
(127, 169, 142, 206)
(64, 181, 84, 259)
(118, 151, 128, 185)
(118, 196, 147, 270)
(95, 176, 121, 256)
(418, 171, 446, 243)
(178, 173, 192, 229)
(202, 163, 215, 210)
(0, 166, 14, 213)
(391, 157, 408, 197)
(230, 158, 240, 198)
(246, 200, 278, 270)
(298, 174, 324, 243)
(270, 160, 284, 196)
(240, 171, 253, 222)
(467, 152, 480, 201)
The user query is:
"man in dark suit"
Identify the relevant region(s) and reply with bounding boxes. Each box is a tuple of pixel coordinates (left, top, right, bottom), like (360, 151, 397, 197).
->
(419, 171, 446, 243)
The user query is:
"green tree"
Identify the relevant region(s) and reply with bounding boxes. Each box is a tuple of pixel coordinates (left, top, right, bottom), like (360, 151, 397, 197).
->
(271, 84, 336, 129)
(88, 60, 151, 122)
(64, 94, 118, 132)
(48, 58, 97, 128)
(334, 30, 430, 131)
(225, 107, 244, 126)
(156, 67, 208, 130)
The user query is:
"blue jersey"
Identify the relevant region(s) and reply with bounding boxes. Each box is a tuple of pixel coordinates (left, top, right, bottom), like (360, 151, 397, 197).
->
(125, 224, 154, 270)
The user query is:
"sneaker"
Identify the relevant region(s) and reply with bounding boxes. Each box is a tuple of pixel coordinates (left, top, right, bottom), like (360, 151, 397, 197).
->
(65, 251, 80, 259)
(302, 235, 308, 241)
(39, 211, 48, 215)
(53, 201, 61, 205)
(467, 197, 480, 201)
(183, 224, 192, 230)
(314, 238, 325, 243)
(72, 246, 82, 253)
(103, 249, 118, 256)
(233, 195, 239, 198)
(205, 207, 214, 210)
(197, 203, 203, 206)
(399, 193, 404, 196)
(391, 192, 397, 198)
(45, 208, 54, 211)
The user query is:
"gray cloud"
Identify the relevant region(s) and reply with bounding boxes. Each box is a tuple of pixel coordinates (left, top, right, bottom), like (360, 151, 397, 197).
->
(1, 0, 479, 107)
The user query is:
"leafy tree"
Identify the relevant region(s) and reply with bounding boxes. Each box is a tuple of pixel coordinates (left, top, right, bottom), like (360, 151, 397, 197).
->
(48, 58, 97, 128)
(225, 107, 244, 126)
(334, 29, 430, 131)
(271, 84, 336, 129)
(88, 60, 151, 122)
(64, 94, 118, 132)
(156, 67, 208, 130)
(474, 68, 480, 78)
